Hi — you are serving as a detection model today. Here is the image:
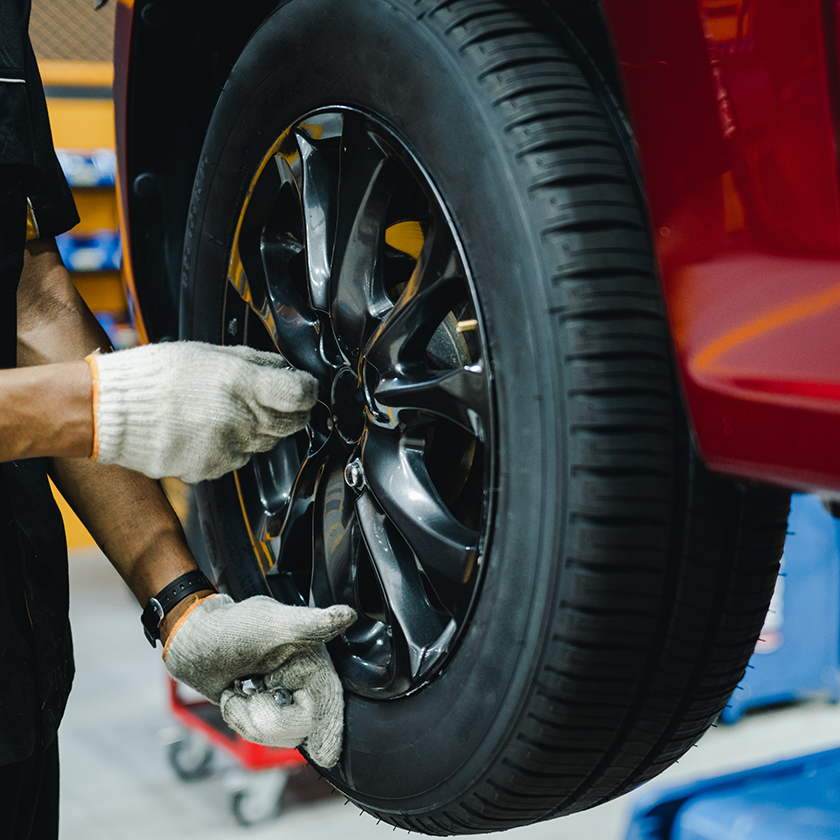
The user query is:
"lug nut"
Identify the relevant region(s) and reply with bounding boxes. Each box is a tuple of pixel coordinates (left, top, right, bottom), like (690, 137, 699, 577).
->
(274, 688, 294, 707)
(238, 675, 266, 696)
(344, 458, 365, 490)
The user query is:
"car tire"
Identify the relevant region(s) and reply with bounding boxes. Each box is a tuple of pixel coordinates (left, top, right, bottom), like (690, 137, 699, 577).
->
(179, 0, 790, 833)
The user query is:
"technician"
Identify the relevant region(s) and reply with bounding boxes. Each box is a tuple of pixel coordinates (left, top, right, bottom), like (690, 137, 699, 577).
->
(1, 2, 354, 836)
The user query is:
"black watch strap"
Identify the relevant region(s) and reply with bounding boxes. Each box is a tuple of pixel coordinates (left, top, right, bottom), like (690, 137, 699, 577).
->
(141, 570, 215, 647)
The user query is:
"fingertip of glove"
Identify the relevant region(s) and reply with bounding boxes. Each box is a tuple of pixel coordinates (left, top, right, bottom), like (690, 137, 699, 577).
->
(329, 604, 358, 626)
(220, 344, 289, 367)
(318, 604, 357, 640)
(290, 369, 318, 407)
(256, 366, 318, 412)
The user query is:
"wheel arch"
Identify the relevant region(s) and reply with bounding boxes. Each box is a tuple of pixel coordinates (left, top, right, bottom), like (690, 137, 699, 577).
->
(115, 0, 663, 343)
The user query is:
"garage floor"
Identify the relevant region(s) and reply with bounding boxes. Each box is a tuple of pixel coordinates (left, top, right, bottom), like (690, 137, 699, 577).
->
(60, 547, 840, 840)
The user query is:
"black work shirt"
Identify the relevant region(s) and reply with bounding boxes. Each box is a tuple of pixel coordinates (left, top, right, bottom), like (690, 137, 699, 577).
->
(0, 0, 80, 765)
(0, 0, 78, 235)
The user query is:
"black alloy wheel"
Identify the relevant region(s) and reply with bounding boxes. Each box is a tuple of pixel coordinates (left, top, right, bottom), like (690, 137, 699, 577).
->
(179, 0, 790, 834)
(224, 108, 491, 699)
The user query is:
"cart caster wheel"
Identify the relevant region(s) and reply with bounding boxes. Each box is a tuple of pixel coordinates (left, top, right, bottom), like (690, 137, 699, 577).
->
(230, 770, 289, 827)
(168, 736, 214, 782)
(231, 789, 283, 827)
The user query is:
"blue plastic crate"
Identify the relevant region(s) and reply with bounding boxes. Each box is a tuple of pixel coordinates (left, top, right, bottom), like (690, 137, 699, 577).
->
(55, 148, 116, 188)
(721, 494, 840, 723)
(623, 748, 840, 840)
(56, 230, 121, 273)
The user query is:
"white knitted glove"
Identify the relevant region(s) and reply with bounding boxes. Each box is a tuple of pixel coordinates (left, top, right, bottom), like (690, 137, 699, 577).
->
(86, 342, 317, 483)
(163, 594, 356, 768)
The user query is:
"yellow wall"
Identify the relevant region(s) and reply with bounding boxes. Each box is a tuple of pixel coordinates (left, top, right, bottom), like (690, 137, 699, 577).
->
(50, 480, 97, 548)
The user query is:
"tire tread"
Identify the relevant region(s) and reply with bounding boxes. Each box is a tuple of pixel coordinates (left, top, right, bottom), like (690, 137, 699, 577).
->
(374, 0, 788, 832)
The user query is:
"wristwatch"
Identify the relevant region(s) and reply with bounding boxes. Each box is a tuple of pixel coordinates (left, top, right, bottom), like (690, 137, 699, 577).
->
(141, 570, 215, 647)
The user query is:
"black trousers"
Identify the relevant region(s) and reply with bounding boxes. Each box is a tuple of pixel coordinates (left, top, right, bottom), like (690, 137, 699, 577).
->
(0, 738, 59, 840)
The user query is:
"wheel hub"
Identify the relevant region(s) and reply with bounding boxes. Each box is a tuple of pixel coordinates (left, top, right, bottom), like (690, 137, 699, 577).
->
(330, 367, 366, 444)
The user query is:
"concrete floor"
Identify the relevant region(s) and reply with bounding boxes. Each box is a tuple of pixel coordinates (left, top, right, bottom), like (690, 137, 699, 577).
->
(60, 547, 840, 840)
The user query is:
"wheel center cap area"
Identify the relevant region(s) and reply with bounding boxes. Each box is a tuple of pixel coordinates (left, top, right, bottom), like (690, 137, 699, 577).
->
(331, 367, 366, 444)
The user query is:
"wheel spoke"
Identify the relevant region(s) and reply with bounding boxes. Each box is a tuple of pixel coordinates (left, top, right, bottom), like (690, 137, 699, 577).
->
(231, 158, 330, 377)
(355, 490, 451, 681)
(256, 157, 333, 377)
(361, 427, 478, 612)
(259, 246, 331, 378)
(294, 129, 337, 312)
(362, 219, 488, 437)
(251, 438, 305, 523)
(364, 221, 463, 372)
(269, 440, 336, 582)
(329, 113, 397, 362)
(375, 362, 489, 442)
(311, 456, 362, 610)
(233, 162, 286, 344)
(235, 459, 275, 548)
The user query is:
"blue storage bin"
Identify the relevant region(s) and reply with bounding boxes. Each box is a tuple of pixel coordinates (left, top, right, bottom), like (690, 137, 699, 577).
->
(623, 748, 840, 840)
(55, 148, 116, 187)
(721, 493, 840, 723)
(56, 230, 121, 273)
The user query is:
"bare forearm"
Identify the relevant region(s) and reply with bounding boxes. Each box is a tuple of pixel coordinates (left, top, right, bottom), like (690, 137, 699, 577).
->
(49, 457, 206, 631)
(17, 240, 207, 626)
(50, 453, 211, 639)
(0, 360, 92, 460)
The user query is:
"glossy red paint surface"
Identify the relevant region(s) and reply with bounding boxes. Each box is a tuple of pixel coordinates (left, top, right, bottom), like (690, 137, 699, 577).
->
(600, 0, 840, 491)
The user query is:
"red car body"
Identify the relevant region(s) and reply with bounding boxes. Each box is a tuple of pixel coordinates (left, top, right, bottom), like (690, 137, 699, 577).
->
(113, 0, 840, 493)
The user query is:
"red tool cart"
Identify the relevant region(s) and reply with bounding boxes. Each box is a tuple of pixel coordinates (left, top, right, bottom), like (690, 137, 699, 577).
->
(166, 677, 308, 826)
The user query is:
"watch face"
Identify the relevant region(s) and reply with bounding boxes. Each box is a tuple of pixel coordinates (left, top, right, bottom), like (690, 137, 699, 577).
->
(141, 574, 213, 647)
(150, 598, 164, 623)
(142, 598, 164, 647)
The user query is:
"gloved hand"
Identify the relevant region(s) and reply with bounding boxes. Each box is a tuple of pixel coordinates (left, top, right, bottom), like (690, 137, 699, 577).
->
(162, 594, 356, 768)
(85, 342, 317, 483)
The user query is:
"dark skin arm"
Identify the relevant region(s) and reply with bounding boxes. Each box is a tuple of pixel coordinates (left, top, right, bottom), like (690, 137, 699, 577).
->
(15, 239, 213, 641)
(0, 359, 91, 460)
